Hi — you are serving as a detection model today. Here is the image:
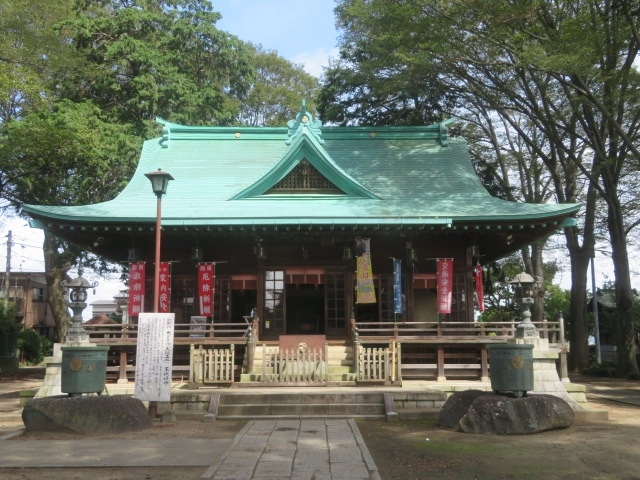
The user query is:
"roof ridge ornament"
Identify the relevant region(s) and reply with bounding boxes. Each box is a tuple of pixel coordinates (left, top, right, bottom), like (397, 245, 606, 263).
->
(286, 99, 324, 145)
(156, 117, 172, 149)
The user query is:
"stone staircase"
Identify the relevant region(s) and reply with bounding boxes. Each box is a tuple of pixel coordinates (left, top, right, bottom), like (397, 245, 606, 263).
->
(192, 389, 447, 421)
(209, 392, 387, 420)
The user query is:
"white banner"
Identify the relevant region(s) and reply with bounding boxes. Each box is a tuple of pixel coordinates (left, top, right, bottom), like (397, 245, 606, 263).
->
(134, 313, 175, 402)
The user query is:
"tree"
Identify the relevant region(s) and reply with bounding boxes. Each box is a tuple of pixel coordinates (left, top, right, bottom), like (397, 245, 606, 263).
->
(0, 100, 140, 339)
(0, 0, 74, 125)
(236, 45, 321, 126)
(56, 0, 255, 135)
(329, 0, 640, 375)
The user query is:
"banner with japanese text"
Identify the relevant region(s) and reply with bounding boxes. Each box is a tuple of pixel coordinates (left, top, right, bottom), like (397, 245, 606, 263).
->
(197, 262, 215, 317)
(355, 238, 376, 304)
(475, 263, 485, 312)
(128, 262, 146, 317)
(393, 258, 403, 314)
(437, 259, 453, 314)
(158, 262, 171, 313)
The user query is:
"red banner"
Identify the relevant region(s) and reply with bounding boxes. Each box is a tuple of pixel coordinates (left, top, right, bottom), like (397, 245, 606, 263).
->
(437, 259, 453, 314)
(158, 262, 171, 313)
(197, 263, 215, 317)
(475, 263, 485, 312)
(128, 262, 146, 317)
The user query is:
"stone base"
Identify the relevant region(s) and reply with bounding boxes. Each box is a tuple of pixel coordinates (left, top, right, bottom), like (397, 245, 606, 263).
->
(35, 343, 64, 398)
(511, 337, 582, 409)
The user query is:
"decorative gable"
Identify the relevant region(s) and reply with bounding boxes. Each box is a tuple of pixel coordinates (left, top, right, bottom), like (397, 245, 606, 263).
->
(267, 159, 343, 194)
(231, 101, 379, 200)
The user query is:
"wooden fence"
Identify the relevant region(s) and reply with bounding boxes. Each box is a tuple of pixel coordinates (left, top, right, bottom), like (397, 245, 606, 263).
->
(260, 345, 328, 384)
(355, 343, 401, 384)
(189, 344, 235, 384)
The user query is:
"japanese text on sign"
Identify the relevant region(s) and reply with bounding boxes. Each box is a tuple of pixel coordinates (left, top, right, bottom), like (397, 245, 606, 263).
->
(134, 313, 175, 402)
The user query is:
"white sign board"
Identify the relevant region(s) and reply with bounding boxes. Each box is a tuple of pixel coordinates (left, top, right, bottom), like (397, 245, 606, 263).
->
(134, 313, 175, 402)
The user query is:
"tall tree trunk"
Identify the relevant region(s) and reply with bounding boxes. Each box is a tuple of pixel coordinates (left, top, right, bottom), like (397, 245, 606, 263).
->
(43, 231, 73, 342)
(607, 202, 640, 376)
(530, 240, 546, 324)
(566, 227, 591, 372)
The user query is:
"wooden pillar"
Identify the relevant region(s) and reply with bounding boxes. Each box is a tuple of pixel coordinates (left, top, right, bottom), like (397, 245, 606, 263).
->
(437, 345, 446, 382)
(246, 329, 255, 374)
(480, 345, 489, 382)
(117, 350, 128, 384)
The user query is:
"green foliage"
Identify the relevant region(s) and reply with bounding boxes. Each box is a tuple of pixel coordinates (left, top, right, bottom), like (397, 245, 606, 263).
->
(237, 45, 321, 126)
(0, 300, 19, 333)
(17, 329, 52, 365)
(57, 0, 255, 134)
(582, 361, 617, 377)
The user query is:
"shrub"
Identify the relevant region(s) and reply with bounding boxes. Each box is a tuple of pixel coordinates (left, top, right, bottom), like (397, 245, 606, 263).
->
(582, 361, 617, 377)
(17, 329, 52, 365)
(0, 300, 20, 357)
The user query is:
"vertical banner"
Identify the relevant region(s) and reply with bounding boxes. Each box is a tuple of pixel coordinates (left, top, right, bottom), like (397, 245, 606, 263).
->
(134, 312, 175, 402)
(475, 263, 485, 312)
(437, 259, 454, 314)
(355, 238, 376, 304)
(158, 262, 171, 313)
(197, 262, 215, 317)
(393, 258, 403, 314)
(128, 262, 146, 317)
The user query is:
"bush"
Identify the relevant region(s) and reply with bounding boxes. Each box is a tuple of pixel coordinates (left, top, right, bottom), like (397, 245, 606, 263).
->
(17, 329, 52, 365)
(0, 300, 20, 357)
(582, 361, 617, 377)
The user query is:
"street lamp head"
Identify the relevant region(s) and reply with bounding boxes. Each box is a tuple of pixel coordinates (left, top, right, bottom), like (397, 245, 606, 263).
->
(145, 168, 174, 197)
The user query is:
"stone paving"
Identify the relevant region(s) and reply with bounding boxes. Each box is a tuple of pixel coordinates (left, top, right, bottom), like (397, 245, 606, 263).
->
(201, 418, 380, 480)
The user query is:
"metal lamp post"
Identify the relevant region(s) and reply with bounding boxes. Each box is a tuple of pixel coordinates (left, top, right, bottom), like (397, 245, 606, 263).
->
(507, 272, 540, 338)
(144, 168, 174, 313)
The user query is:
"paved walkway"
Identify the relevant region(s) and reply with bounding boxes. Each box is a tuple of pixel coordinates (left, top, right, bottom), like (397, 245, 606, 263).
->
(201, 418, 379, 480)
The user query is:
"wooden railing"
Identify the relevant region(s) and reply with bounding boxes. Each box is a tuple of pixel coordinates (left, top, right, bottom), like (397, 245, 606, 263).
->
(189, 344, 235, 384)
(355, 344, 401, 384)
(355, 320, 563, 346)
(83, 321, 251, 344)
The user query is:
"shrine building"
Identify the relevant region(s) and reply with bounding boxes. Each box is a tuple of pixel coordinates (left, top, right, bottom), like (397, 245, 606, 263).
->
(23, 102, 579, 385)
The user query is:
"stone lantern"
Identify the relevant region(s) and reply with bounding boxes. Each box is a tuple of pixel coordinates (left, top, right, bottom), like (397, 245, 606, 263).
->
(507, 271, 541, 339)
(60, 265, 109, 396)
(61, 265, 98, 345)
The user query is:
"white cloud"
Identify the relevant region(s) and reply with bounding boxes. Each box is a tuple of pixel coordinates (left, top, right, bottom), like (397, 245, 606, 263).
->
(292, 47, 339, 78)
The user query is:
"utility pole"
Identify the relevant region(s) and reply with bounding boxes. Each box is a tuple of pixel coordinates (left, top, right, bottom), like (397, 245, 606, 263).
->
(4, 230, 12, 301)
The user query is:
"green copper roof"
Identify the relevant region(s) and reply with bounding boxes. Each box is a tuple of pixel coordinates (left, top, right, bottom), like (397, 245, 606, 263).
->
(23, 109, 579, 230)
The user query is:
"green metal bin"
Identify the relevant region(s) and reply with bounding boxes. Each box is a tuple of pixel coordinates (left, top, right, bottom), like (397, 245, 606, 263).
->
(61, 346, 109, 396)
(487, 343, 534, 397)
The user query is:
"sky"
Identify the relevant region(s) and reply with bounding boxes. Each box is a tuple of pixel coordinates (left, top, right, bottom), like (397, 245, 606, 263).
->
(213, 0, 340, 77)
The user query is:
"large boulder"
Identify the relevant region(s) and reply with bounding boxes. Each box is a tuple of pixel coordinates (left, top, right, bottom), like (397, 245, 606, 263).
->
(438, 390, 488, 430)
(23, 395, 152, 435)
(440, 392, 574, 435)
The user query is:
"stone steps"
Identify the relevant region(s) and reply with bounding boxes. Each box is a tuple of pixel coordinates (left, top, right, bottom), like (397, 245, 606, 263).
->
(211, 392, 387, 420)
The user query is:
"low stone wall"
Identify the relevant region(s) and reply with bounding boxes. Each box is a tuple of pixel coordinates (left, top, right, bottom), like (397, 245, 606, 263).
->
(157, 391, 213, 416)
(391, 391, 447, 410)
